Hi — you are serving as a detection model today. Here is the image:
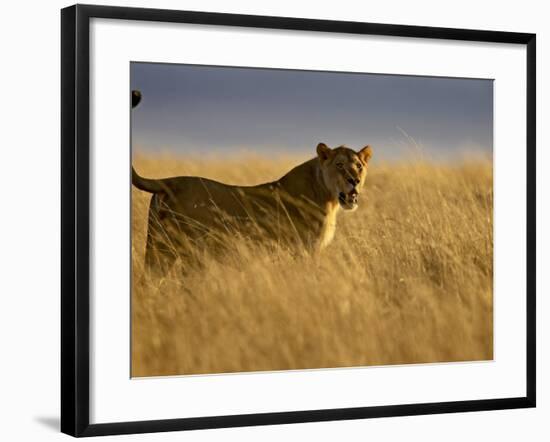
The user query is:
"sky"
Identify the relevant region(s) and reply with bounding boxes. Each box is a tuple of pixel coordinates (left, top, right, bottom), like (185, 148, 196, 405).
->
(130, 62, 493, 160)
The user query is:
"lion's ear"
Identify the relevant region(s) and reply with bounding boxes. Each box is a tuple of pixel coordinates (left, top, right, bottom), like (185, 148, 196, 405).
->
(317, 143, 332, 162)
(358, 145, 373, 163)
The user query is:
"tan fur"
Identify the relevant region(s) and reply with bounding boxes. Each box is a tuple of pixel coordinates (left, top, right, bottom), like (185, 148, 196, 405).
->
(132, 143, 372, 273)
(318, 201, 339, 251)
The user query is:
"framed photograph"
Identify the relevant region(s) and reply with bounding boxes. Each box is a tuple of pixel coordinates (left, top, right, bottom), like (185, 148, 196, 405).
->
(61, 4, 536, 437)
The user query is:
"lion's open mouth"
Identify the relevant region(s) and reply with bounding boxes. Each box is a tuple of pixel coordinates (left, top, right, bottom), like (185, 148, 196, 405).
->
(338, 192, 347, 205)
(338, 191, 358, 210)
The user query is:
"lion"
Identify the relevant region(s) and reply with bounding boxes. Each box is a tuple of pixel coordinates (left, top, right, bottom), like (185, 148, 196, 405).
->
(131, 91, 373, 273)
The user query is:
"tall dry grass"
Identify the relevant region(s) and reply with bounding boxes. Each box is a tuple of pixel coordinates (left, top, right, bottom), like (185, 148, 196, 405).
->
(131, 153, 493, 377)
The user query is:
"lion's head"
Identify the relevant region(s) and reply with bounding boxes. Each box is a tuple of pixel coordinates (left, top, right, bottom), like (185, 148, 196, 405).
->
(316, 143, 373, 211)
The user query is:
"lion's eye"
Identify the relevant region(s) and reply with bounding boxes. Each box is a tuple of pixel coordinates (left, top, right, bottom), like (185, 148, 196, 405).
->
(357, 163, 362, 170)
(336, 163, 344, 169)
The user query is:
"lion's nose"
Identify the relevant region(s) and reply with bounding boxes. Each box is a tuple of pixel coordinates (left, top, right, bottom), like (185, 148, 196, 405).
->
(347, 177, 359, 186)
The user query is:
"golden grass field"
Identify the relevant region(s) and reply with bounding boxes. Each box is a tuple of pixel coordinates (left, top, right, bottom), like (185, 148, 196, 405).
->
(131, 153, 493, 377)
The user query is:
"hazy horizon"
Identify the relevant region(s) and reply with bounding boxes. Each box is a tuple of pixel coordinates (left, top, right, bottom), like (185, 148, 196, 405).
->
(131, 62, 493, 161)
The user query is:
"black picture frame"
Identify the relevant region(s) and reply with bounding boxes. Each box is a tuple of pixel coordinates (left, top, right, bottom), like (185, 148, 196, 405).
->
(61, 4, 536, 437)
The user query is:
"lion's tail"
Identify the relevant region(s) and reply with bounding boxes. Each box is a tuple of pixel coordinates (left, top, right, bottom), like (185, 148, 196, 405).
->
(131, 89, 163, 193)
(132, 90, 142, 109)
(132, 167, 166, 194)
